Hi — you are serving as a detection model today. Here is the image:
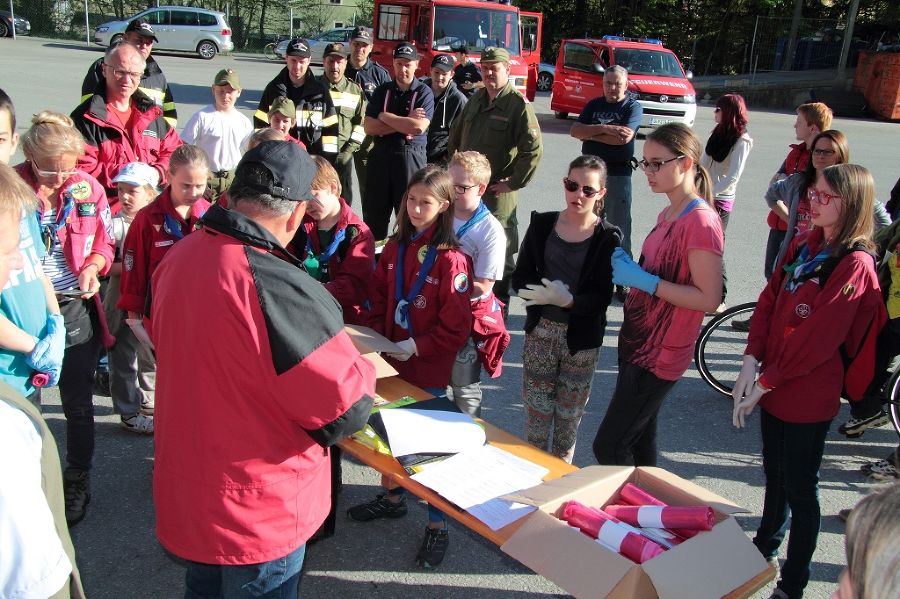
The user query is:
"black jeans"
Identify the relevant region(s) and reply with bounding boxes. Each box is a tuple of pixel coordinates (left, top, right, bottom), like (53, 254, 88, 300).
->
(60, 331, 102, 472)
(363, 143, 427, 240)
(592, 361, 677, 466)
(717, 206, 730, 302)
(753, 408, 831, 599)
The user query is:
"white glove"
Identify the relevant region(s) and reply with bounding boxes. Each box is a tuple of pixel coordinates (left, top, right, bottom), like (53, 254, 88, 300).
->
(732, 355, 759, 404)
(387, 338, 418, 362)
(517, 278, 573, 307)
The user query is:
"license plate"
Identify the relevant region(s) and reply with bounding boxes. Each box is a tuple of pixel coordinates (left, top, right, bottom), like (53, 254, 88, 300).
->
(649, 118, 675, 125)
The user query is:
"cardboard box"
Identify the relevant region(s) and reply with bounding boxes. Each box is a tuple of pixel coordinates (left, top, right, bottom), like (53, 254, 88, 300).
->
(345, 324, 403, 354)
(501, 466, 769, 599)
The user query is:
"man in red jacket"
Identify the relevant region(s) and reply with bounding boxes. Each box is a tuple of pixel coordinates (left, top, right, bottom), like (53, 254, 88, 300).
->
(151, 141, 375, 598)
(71, 43, 181, 212)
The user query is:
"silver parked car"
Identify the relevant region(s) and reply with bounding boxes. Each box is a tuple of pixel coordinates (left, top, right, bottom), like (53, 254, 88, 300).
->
(94, 6, 233, 59)
(274, 27, 355, 64)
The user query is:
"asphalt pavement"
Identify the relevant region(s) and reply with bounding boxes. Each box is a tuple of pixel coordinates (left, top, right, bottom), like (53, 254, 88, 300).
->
(1, 37, 898, 599)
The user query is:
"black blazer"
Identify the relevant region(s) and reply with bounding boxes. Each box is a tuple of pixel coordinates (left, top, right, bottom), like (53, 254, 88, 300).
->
(511, 210, 620, 354)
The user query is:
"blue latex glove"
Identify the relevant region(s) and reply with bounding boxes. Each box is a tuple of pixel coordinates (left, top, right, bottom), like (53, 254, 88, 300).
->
(25, 314, 65, 386)
(611, 247, 660, 295)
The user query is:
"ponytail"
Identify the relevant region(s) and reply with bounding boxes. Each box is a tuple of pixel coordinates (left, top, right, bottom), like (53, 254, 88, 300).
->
(694, 163, 713, 207)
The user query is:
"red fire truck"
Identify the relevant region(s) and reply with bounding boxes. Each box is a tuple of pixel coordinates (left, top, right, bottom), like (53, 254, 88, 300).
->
(370, 0, 543, 100)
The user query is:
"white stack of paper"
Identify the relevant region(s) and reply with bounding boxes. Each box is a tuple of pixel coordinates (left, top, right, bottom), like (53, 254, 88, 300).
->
(377, 408, 485, 457)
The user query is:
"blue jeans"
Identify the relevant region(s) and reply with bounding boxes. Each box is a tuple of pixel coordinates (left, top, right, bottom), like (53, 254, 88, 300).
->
(184, 543, 306, 599)
(603, 175, 633, 256)
(753, 409, 831, 599)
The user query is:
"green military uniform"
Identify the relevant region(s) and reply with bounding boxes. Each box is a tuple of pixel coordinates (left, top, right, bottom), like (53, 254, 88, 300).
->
(447, 55, 542, 302)
(319, 74, 366, 206)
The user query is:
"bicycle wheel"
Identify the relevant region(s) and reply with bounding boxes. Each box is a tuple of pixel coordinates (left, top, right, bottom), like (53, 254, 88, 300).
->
(885, 364, 900, 436)
(694, 302, 756, 397)
(264, 43, 277, 60)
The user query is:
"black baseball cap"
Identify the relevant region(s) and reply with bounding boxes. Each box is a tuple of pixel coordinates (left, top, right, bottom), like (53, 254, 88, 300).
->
(323, 42, 347, 59)
(393, 42, 418, 61)
(431, 54, 454, 72)
(125, 19, 158, 42)
(285, 37, 311, 58)
(233, 141, 315, 202)
(456, 45, 469, 55)
(350, 26, 373, 44)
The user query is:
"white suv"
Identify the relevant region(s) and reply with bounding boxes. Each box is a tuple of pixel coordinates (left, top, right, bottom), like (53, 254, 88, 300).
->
(94, 6, 233, 60)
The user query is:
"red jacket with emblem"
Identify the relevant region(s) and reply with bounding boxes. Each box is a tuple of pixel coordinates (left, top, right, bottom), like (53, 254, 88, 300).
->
(117, 189, 211, 314)
(15, 165, 115, 276)
(747, 229, 886, 423)
(768, 143, 811, 231)
(71, 89, 182, 208)
(366, 224, 472, 388)
(151, 204, 375, 564)
(298, 197, 374, 325)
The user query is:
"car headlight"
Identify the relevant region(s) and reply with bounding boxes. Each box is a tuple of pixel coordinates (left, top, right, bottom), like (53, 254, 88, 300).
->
(683, 94, 695, 104)
(96, 26, 109, 33)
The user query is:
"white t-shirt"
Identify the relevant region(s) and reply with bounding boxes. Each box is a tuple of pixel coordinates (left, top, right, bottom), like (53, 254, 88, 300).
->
(453, 207, 506, 281)
(181, 105, 253, 172)
(0, 402, 72, 599)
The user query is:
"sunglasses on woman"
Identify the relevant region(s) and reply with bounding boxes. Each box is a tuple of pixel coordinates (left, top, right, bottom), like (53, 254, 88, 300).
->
(563, 178, 602, 198)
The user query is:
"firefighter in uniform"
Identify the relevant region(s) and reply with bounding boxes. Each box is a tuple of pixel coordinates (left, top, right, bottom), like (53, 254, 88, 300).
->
(254, 37, 339, 160)
(363, 42, 433, 242)
(344, 26, 391, 204)
(447, 47, 543, 308)
(80, 19, 177, 128)
(318, 42, 366, 207)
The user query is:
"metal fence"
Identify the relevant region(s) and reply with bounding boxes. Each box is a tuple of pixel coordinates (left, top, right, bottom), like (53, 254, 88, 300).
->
(747, 16, 864, 73)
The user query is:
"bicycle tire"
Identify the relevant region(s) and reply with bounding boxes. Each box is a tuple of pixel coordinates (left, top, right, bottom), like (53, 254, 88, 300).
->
(694, 302, 756, 397)
(264, 43, 277, 60)
(885, 363, 900, 436)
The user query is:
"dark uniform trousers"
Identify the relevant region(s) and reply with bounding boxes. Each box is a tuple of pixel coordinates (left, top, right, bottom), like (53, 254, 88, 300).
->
(364, 142, 427, 240)
(354, 137, 374, 205)
(482, 187, 519, 305)
(335, 157, 356, 207)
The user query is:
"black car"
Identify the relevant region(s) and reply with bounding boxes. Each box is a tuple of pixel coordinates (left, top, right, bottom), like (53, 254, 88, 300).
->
(0, 10, 31, 37)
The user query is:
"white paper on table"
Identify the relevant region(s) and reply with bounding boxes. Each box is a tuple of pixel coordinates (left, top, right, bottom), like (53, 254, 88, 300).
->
(377, 408, 485, 457)
(411, 444, 549, 530)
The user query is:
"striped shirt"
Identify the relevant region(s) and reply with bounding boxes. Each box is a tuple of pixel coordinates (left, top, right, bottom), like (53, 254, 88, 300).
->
(39, 210, 79, 292)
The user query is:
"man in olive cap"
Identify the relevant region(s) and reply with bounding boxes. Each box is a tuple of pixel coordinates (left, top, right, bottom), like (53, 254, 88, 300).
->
(181, 69, 253, 201)
(255, 37, 339, 160)
(318, 42, 365, 206)
(448, 47, 543, 310)
(80, 18, 177, 127)
(152, 140, 375, 598)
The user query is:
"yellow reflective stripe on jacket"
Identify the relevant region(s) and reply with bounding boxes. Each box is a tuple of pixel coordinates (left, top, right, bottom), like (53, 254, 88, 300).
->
(330, 91, 361, 110)
(321, 113, 338, 127)
(140, 86, 165, 105)
(320, 135, 339, 153)
(254, 109, 270, 123)
(350, 126, 366, 143)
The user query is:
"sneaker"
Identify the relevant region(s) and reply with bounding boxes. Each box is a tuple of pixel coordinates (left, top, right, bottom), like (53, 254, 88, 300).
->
(838, 410, 890, 437)
(346, 493, 407, 522)
(766, 556, 780, 576)
(140, 396, 155, 415)
(614, 285, 629, 302)
(63, 468, 91, 526)
(415, 526, 449, 569)
(120, 413, 154, 434)
(867, 460, 898, 480)
(861, 451, 900, 472)
(731, 317, 751, 332)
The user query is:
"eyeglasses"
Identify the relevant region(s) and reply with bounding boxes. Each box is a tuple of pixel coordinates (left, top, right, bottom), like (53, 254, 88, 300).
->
(563, 178, 602, 198)
(453, 183, 479, 194)
(32, 161, 78, 180)
(103, 63, 143, 81)
(636, 156, 684, 173)
(812, 148, 836, 157)
(809, 187, 841, 206)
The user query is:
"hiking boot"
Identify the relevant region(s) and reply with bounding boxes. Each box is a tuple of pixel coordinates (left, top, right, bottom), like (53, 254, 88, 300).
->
(346, 493, 407, 522)
(615, 285, 629, 302)
(838, 410, 890, 437)
(140, 396, 155, 415)
(415, 526, 449, 569)
(731, 317, 751, 332)
(121, 413, 154, 434)
(64, 468, 91, 526)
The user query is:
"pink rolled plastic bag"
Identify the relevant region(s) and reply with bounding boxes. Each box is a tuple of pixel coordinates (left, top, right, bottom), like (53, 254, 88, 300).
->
(618, 483, 702, 539)
(561, 500, 665, 564)
(605, 504, 715, 531)
(31, 373, 50, 387)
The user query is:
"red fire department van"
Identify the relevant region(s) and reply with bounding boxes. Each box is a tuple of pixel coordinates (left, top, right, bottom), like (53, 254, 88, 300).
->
(370, 0, 543, 100)
(550, 36, 697, 128)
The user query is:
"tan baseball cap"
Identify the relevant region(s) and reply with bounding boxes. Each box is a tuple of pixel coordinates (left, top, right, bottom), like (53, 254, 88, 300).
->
(268, 96, 295, 119)
(214, 68, 241, 90)
(480, 47, 510, 63)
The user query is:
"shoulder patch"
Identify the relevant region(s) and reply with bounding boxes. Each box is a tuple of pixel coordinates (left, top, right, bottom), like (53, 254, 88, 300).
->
(454, 272, 469, 294)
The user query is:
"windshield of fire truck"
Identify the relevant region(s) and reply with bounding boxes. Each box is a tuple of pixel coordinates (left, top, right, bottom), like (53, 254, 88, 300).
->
(612, 48, 684, 78)
(432, 5, 520, 55)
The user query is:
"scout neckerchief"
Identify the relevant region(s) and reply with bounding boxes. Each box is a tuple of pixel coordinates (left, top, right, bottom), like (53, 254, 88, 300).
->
(394, 231, 438, 336)
(163, 205, 207, 241)
(37, 193, 75, 254)
(783, 242, 832, 293)
(455, 202, 489, 240)
(303, 226, 347, 281)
